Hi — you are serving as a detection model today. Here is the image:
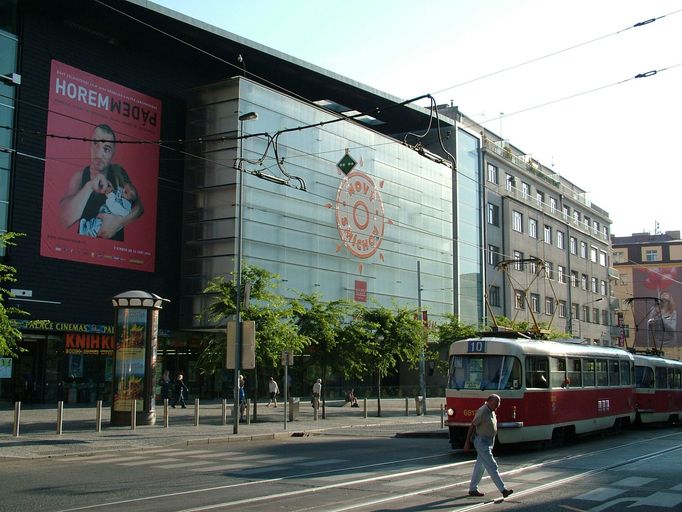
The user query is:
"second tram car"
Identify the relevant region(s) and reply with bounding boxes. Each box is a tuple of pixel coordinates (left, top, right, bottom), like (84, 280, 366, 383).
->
(446, 335, 636, 448)
(634, 354, 682, 424)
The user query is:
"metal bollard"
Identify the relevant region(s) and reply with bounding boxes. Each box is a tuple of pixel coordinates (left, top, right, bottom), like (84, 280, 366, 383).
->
(246, 399, 251, 425)
(440, 403, 445, 428)
(12, 401, 21, 437)
(405, 397, 409, 416)
(363, 397, 367, 419)
(56, 401, 64, 435)
(163, 398, 169, 428)
(322, 398, 326, 420)
(194, 398, 200, 426)
(95, 400, 102, 433)
(131, 400, 137, 430)
(221, 399, 227, 425)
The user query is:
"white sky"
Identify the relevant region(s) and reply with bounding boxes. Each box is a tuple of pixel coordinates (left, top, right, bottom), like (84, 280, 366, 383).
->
(153, 0, 682, 237)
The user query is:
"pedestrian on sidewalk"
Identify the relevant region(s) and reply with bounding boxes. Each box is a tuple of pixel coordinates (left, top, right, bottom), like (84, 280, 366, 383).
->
(239, 375, 246, 421)
(463, 394, 513, 499)
(311, 378, 322, 409)
(171, 372, 188, 408)
(267, 377, 280, 407)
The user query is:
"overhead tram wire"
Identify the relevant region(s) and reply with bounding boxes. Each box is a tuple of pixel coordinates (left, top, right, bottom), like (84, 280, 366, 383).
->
(430, 8, 682, 97)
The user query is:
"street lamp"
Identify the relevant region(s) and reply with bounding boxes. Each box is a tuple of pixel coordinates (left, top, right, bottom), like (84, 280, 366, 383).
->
(233, 111, 258, 434)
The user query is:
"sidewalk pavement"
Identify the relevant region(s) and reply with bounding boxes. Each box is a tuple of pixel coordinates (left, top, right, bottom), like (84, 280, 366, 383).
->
(0, 397, 447, 460)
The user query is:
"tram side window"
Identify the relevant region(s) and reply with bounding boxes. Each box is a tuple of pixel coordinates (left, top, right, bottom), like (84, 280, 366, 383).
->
(620, 360, 631, 385)
(596, 359, 608, 386)
(675, 369, 682, 389)
(525, 356, 549, 388)
(609, 360, 620, 386)
(635, 366, 654, 388)
(668, 369, 676, 389)
(583, 359, 596, 386)
(550, 357, 567, 388)
(655, 367, 667, 389)
(568, 358, 582, 387)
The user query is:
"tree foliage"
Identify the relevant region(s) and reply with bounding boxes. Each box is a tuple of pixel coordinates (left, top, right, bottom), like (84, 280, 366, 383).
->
(196, 265, 307, 375)
(0, 233, 27, 357)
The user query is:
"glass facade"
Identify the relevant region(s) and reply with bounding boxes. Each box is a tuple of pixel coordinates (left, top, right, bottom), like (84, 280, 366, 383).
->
(185, 78, 456, 326)
(0, 23, 18, 251)
(456, 129, 483, 325)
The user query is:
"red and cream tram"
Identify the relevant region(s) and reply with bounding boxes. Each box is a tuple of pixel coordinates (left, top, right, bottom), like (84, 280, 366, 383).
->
(634, 354, 682, 424)
(445, 334, 636, 448)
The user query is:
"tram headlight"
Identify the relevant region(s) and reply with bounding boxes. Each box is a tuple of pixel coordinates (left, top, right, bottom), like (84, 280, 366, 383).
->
(447, 408, 455, 417)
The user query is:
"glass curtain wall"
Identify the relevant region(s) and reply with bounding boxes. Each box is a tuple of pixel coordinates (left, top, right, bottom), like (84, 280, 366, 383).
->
(185, 78, 455, 326)
(456, 128, 483, 325)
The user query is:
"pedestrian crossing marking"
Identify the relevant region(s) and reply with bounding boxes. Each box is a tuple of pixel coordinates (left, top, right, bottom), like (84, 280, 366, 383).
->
(155, 460, 217, 469)
(119, 458, 179, 466)
(189, 463, 253, 472)
(612, 476, 656, 487)
(575, 487, 628, 501)
(82, 456, 147, 464)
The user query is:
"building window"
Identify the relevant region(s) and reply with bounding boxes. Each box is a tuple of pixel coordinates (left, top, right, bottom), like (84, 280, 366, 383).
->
(529, 218, 537, 238)
(544, 225, 552, 244)
(529, 257, 537, 274)
(570, 236, 577, 255)
(602, 309, 609, 326)
(536, 190, 544, 206)
(545, 297, 554, 315)
(531, 293, 540, 313)
(549, 197, 557, 213)
(600, 280, 607, 296)
(645, 249, 659, 262)
(557, 230, 565, 250)
(573, 210, 581, 223)
(573, 303, 580, 321)
(489, 285, 500, 307)
(546, 261, 554, 280)
(591, 277, 598, 293)
(487, 163, 498, 184)
(590, 247, 598, 263)
(558, 265, 566, 284)
(487, 203, 499, 226)
(505, 173, 514, 191)
(562, 205, 570, 220)
(582, 306, 590, 323)
(580, 241, 587, 258)
(599, 250, 607, 266)
(592, 220, 599, 234)
(488, 244, 500, 266)
(515, 290, 526, 309)
(602, 226, 609, 238)
(558, 300, 567, 318)
(581, 274, 588, 290)
(571, 271, 579, 287)
(512, 211, 523, 232)
(521, 181, 530, 199)
(513, 250, 524, 270)
(592, 308, 600, 324)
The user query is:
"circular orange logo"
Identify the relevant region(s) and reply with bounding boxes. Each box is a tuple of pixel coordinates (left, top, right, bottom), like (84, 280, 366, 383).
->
(335, 171, 384, 259)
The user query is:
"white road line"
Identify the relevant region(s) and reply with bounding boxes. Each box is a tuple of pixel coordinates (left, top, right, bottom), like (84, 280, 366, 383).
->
(83, 456, 147, 464)
(189, 463, 253, 472)
(299, 458, 347, 466)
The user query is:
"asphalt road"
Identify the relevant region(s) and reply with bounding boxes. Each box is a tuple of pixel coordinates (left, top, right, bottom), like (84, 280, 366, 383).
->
(3, 425, 682, 512)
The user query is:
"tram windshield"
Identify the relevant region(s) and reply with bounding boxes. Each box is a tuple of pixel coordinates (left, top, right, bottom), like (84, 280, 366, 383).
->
(448, 355, 522, 390)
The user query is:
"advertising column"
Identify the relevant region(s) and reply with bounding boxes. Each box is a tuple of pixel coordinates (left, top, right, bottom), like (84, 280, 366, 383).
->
(111, 291, 168, 426)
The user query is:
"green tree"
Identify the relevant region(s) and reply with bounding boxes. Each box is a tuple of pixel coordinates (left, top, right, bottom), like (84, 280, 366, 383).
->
(0, 233, 27, 356)
(361, 304, 424, 416)
(433, 314, 478, 372)
(292, 294, 366, 399)
(197, 265, 307, 381)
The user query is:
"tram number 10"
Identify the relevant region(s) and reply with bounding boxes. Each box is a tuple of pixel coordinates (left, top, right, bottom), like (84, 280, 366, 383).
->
(467, 340, 487, 353)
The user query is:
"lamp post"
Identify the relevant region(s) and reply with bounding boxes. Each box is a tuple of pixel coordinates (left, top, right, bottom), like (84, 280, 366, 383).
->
(417, 260, 426, 415)
(233, 111, 258, 434)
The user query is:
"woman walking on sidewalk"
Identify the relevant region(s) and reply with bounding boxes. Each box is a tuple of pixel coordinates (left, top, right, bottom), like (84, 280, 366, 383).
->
(171, 373, 188, 408)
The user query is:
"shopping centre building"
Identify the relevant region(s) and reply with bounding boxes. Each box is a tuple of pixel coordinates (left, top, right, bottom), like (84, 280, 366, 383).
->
(1, 0, 490, 403)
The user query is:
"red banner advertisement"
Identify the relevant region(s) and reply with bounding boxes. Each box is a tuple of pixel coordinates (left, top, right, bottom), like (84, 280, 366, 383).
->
(40, 60, 161, 272)
(632, 266, 681, 348)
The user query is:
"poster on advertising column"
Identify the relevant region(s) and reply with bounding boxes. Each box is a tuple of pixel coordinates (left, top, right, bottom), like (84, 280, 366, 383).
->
(40, 60, 161, 272)
(113, 308, 148, 413)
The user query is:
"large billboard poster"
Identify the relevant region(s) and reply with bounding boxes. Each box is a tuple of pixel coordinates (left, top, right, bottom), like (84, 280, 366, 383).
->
(40, 60, 161, 272)
(632, 266, 680, 349)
